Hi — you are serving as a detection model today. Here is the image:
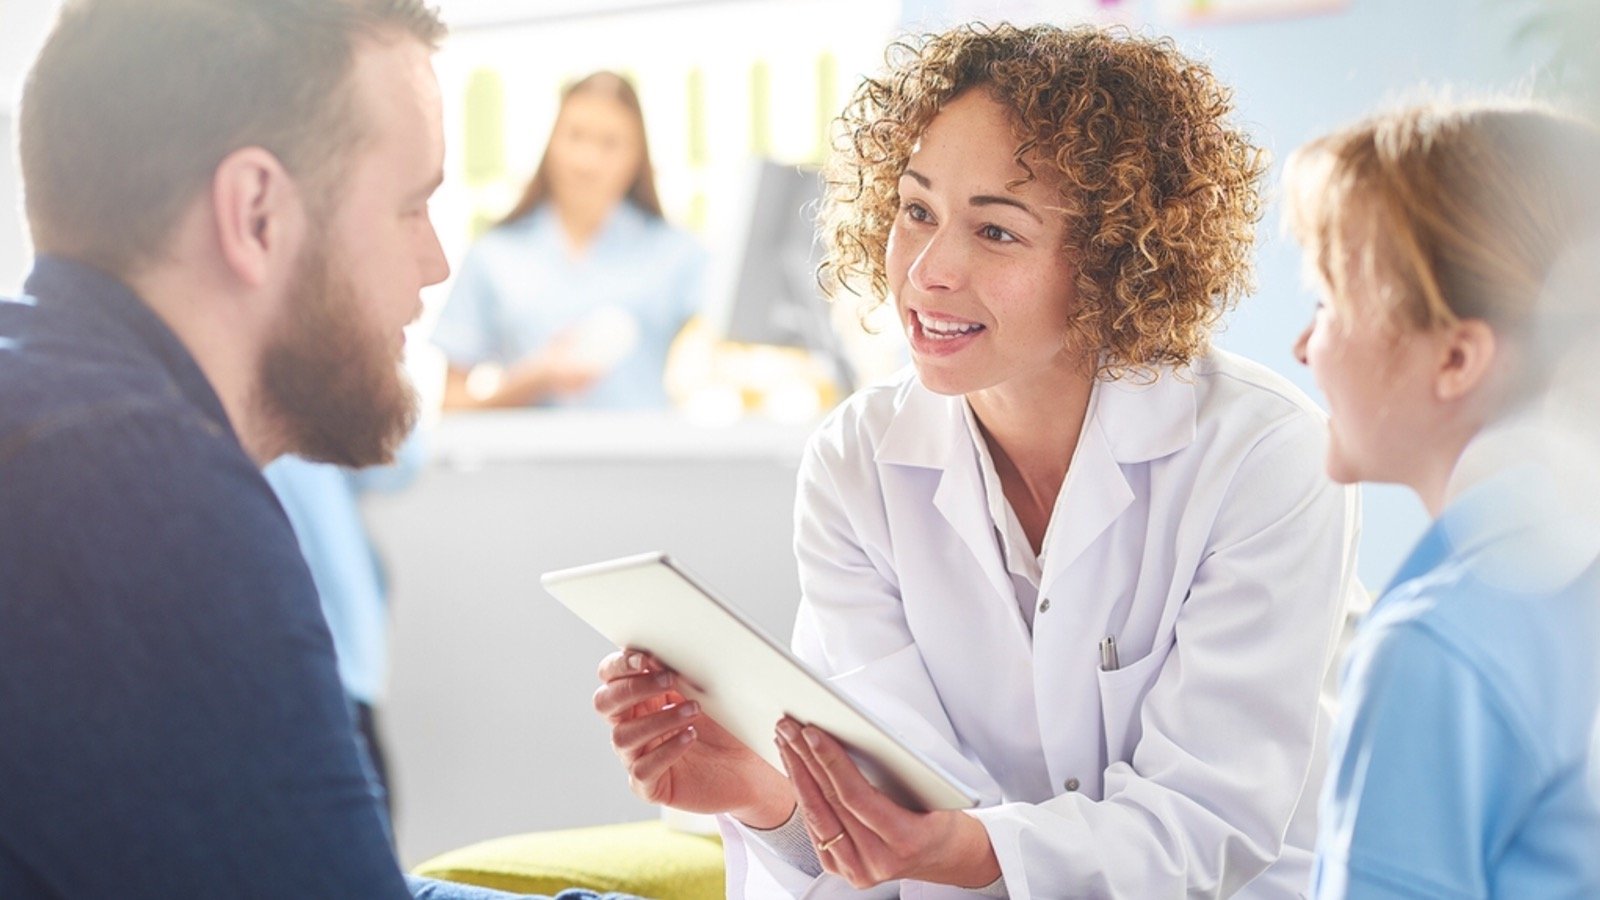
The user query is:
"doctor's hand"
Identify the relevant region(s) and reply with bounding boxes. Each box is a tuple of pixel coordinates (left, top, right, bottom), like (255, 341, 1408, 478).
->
(775, 717, 1001, 891)
(593, 650, 795, 828)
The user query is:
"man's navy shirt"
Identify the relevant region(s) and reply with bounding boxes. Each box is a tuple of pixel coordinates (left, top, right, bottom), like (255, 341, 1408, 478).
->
(0, 258, 564, 899)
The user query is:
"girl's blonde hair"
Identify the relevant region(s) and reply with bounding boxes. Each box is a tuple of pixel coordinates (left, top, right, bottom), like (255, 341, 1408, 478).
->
(1283, 100, 1600, 338)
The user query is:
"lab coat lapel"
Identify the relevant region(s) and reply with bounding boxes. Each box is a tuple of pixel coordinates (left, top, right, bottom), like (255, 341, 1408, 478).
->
(930, 436, 1019, 610)
(1039, 409, 1133, 598)
(877, 385, 1022, 623)
(1039, 372, 1196, 599)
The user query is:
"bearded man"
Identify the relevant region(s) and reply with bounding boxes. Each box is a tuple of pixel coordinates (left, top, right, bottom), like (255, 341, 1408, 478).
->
(0, 2, 632, 898)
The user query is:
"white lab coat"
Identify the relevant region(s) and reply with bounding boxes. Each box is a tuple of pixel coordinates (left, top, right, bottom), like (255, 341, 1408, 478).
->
(721, 350, 1362, 899)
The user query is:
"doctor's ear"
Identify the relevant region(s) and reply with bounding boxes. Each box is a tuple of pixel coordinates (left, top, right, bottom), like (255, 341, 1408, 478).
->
(210, 147, 306, 290)
(1433, 318, 1498, 404)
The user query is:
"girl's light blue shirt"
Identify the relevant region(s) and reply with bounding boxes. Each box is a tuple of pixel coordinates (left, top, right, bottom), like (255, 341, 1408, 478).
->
(1313, 465, 1600, 899)
(432, 202, 705, 410)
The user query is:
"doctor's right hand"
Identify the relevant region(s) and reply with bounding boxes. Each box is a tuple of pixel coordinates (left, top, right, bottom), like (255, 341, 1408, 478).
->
(594, 650, 796, 829)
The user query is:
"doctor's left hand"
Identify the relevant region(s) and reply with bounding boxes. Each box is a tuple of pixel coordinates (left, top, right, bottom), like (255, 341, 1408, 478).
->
(774, 717, 1001, 891)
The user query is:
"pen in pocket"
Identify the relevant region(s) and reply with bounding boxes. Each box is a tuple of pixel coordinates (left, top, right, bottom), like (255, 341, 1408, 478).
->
(1099, 635, 1120, 672)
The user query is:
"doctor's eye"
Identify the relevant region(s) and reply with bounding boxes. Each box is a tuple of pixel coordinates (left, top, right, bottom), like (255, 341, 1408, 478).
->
(978, 224, 1018, 243)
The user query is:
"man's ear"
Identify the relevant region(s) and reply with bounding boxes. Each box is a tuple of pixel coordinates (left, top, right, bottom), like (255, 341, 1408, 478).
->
(210, 147, 303, 289)
(1435, 318, 1499, 403)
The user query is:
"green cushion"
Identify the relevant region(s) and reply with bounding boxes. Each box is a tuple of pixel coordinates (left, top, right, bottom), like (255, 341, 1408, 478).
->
(412, 820, 724, 900)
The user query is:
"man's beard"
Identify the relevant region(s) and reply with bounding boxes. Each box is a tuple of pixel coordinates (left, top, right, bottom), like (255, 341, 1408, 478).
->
(259, 236, 418, 468)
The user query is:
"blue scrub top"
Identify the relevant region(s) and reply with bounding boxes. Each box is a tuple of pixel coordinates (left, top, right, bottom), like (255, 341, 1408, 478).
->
(1313, 465, 1600, 898)
(432, 201, 705, 410)
(263, 435, 425, 705)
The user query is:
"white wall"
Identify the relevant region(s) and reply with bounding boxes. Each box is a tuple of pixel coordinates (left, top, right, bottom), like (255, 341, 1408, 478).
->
(0, 0, 61, 293)
(0, 112, 22, 294)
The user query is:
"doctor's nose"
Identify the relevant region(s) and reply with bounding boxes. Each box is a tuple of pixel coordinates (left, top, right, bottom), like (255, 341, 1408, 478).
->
(1292, 324, 1311, 366)
(907, 230, 965, 294)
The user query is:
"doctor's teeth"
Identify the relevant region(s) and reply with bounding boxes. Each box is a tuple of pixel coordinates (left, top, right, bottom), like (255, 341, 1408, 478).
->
(919, 315, 984, 337)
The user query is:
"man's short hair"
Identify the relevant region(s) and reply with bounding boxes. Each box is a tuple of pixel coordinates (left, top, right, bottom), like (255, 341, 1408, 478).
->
(19, 0, 446, 279)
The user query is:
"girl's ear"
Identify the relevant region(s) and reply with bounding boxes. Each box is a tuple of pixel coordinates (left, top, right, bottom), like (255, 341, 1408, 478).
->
(1434, 319, 1498, 404)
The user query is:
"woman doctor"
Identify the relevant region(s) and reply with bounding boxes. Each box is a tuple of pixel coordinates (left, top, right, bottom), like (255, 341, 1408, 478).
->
(594, 24, 1361, 898)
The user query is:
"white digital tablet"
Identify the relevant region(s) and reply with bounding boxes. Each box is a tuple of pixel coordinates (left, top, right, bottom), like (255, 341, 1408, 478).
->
(541, 551, 980, 812)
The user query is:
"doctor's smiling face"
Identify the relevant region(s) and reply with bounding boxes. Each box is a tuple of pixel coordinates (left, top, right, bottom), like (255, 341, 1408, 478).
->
(886, 90, 1080, 399)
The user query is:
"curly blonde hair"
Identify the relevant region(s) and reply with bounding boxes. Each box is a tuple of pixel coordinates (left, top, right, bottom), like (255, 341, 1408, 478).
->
(820, 23, 1266, 378)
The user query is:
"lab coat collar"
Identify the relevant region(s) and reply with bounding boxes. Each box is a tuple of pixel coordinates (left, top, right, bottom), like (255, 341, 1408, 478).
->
(873, 365, 1199, 604)
(869, 377, 1028, 632)
(1039, 405, 1135, 596)
(1040, 368, 1196, 592)
(1093, 366, 1199, 463)
(873, 364, 1198, 470)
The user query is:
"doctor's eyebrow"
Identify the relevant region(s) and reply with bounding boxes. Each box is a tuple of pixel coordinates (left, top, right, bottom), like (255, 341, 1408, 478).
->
(901, 168, 1044, 224)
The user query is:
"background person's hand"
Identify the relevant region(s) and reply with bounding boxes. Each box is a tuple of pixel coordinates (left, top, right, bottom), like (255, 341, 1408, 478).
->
(774, 716, 1001, 890)
(444, 343, 603, 408)
(444, 308, 638, 407)
(518, 305, 640, 398)
(504, 336, 606, 399)
(593, 650, 795, 827)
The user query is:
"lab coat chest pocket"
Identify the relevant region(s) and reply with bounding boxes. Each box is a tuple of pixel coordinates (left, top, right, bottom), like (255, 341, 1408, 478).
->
(1095, 639, 1170, 766)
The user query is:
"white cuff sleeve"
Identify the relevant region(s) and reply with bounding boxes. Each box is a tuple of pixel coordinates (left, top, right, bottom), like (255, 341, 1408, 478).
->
(972, 874, 1008, 897)
(743, 807, 822, 878)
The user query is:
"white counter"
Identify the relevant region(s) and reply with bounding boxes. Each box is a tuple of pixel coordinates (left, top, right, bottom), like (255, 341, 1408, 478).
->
(363, 410, 813, 866)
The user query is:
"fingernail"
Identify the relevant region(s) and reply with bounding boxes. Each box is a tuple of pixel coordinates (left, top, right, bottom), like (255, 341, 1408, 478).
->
(678, 701, 699, 718)
(775, 719, 800, 741)
(655, 672, 673, 688)
(627, 653, 643, 671)
(803, 727, 823, 749)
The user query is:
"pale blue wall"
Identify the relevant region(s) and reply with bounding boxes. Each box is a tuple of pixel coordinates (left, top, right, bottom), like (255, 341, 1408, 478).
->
(1166, 0, 1544, 588)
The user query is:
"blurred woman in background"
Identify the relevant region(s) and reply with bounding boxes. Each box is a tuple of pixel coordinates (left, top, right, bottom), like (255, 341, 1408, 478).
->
(435, 71, 704, 410)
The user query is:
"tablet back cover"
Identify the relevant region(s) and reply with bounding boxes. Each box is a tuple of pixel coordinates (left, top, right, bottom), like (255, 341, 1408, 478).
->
(542, 551, 978, 812)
